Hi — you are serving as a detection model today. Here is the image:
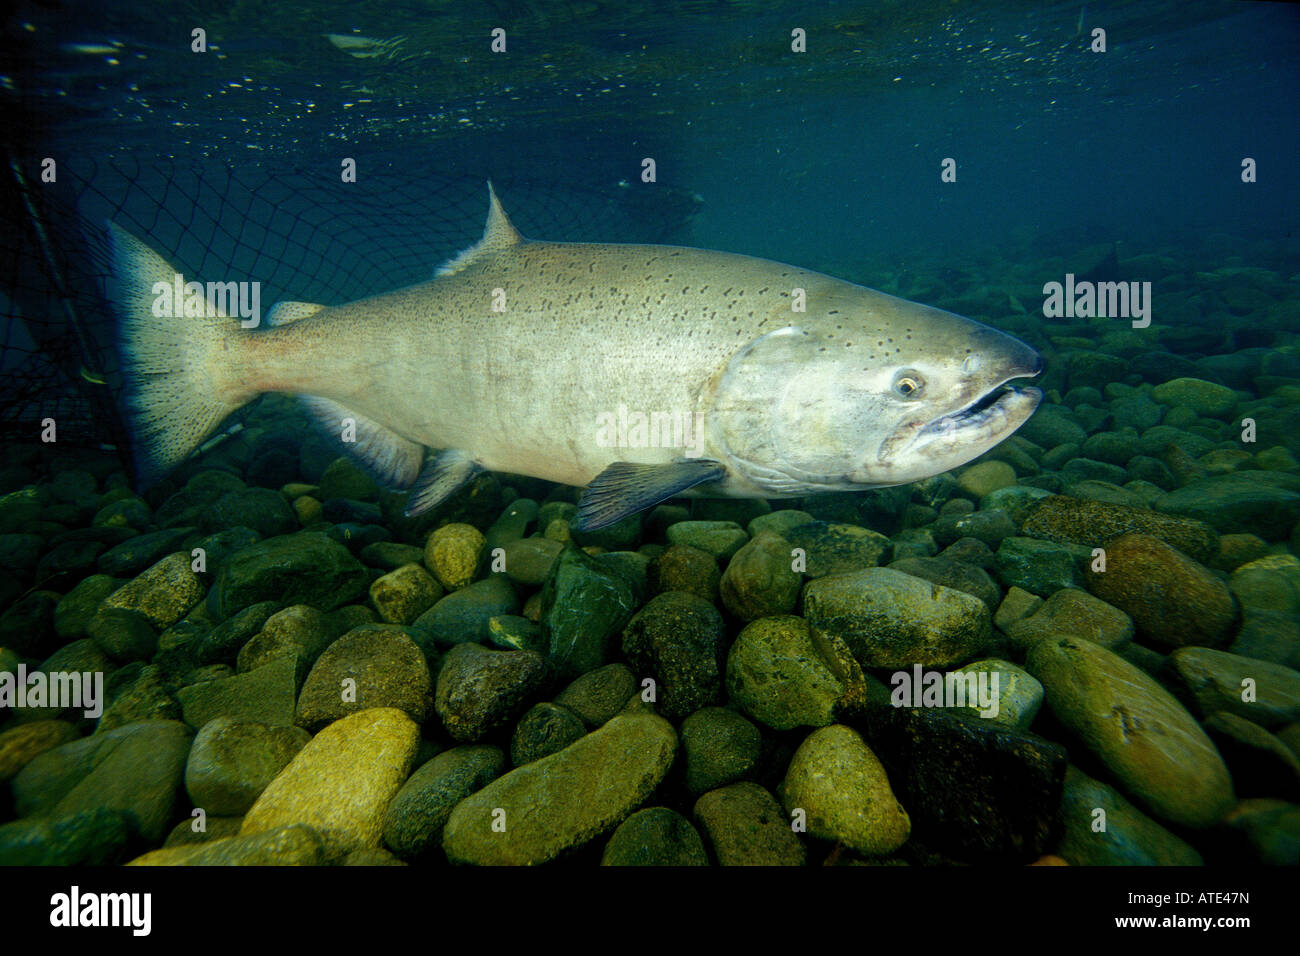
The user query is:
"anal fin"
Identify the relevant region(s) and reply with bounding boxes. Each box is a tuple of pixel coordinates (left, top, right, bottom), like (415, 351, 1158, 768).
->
(576, 460, 727, 531)
(301, 396, 424, 489)
(404, 449, 483, 517)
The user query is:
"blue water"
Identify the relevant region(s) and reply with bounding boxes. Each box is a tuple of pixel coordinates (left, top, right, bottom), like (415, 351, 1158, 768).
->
(13, 1, 1296, 264)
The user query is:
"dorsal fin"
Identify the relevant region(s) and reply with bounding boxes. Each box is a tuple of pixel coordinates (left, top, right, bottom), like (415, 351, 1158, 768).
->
(435, 181, 523, 277)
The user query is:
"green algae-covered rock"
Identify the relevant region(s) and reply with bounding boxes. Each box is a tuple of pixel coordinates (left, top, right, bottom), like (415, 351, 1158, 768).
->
(128, 824, 324, 866)
(369, 563, 442, 625)
(541, 546, 638, 680)
(102, 552, 204, 630)
(693, 781, 805, 866)
(601, 807, 709, 866)
(778, 724, 910, 856)
(12, 719, 192, 843)
(664, 521, 749, 561)
(423, 522, 486, 591)
(783, 521, 892, 578)
(1056, 765, 1204, 865)
(442, 712, 677, 865)
(295, 624, 432, 731)
(382, 745, 506, 858)
(803, 567, 992, 668)
(241, 707, 419, 860)
(184, 716, 310, 815)
(434, 642, 548, 743)
(622, 591, 726, 720)
(1151, 377, 1238, 417)
(680, 706, 762, 794)
(1007, 588, 1134, 652)
(210, 532, 369, 617)
(719, 530, 801, 621)
(1020, 494, 1220, 563)
(1027, 636, 1235, 829)
(1155, 472, 1300, 540)
(725, 615, 867, 730)
(511, 702, 586, 766)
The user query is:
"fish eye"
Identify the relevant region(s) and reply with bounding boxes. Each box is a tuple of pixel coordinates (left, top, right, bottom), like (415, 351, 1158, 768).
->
(893, 370, 924, 398)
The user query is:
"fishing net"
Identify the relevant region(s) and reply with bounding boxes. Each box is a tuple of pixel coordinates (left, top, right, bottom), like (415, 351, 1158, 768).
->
(0, 156, 701, 450)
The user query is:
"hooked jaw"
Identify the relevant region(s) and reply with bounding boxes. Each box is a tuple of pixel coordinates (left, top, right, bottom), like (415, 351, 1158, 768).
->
(912, 381, 1042, 450)
(917, 349, 1043, 445)
(869, 350, 1044, 482)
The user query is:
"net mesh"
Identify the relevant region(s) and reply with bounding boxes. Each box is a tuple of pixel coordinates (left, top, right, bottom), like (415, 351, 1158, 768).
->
(0, 156, 700, 448)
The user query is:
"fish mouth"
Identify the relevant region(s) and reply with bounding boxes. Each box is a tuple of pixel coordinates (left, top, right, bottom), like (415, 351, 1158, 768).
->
(916, 381, 1042, 443)
(874, 377, 1042, 469)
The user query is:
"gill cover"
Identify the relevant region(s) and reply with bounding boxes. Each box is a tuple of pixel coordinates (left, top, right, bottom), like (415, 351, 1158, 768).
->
(706, 326, 890, 492)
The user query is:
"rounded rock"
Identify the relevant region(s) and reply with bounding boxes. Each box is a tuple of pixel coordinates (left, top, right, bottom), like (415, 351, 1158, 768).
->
(184, 717, 310, 816)
(1084, 533, 1237, 649)
(369, 563, 443, 625)
(553, 663, 638, 727)
(101, 552, 204, 630)
(621, 592, 727, 720)
(725, 616, 863, 731)
(648, 544, 720, 602)
(778, 724, 910, 856)
(501, 537, 563, 586)
(1026, 635, 1235, 829)
(680, 707, 762, 794)
(0, 720, 80, 782)
(958, 461, 1017, 498)
(295, 624, 433, 731)
(510, 702, 586, 765)
(784, 521, 892, 577)
(601, 807, 709, 866)
(442, 712, 678, 866)
(1007, 588, 1134, 652)
(382, 745, 506, 858)
(434, 643, 548, 743)
(693, 781, 805, 866)
(1151, 377, 1238, 417)
(423, 523, 486, 591)
(1170, 646, 1300, 727)
(802, 567, 992, 669)
(240, 707, 419, 860)
(664, 521, 749, 561)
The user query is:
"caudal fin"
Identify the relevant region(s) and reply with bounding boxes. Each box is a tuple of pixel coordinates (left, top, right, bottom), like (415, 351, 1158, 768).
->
(106, 222, 250, 485)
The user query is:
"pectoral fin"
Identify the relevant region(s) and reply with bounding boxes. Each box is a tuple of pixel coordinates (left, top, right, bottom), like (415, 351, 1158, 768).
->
(404, 449, 484, 517)
(575, 460, 727, 532)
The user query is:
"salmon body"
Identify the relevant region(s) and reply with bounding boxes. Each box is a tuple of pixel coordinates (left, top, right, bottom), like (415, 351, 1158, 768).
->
(108, 185, 1042, 528)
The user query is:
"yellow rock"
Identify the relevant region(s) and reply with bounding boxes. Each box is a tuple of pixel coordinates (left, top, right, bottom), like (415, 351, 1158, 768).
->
(129, 824, 324, 865)
(958, 460, 1017, 498)
(778, 724, 910, 855)
(423, 523, 486, 590)
(240, 708, 418, 860)
(0, 720, 79, 782)
(293, 495, 323, 525)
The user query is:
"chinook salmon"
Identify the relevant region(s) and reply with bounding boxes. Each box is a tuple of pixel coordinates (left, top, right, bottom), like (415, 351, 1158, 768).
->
(107, 184, 1042, 530)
